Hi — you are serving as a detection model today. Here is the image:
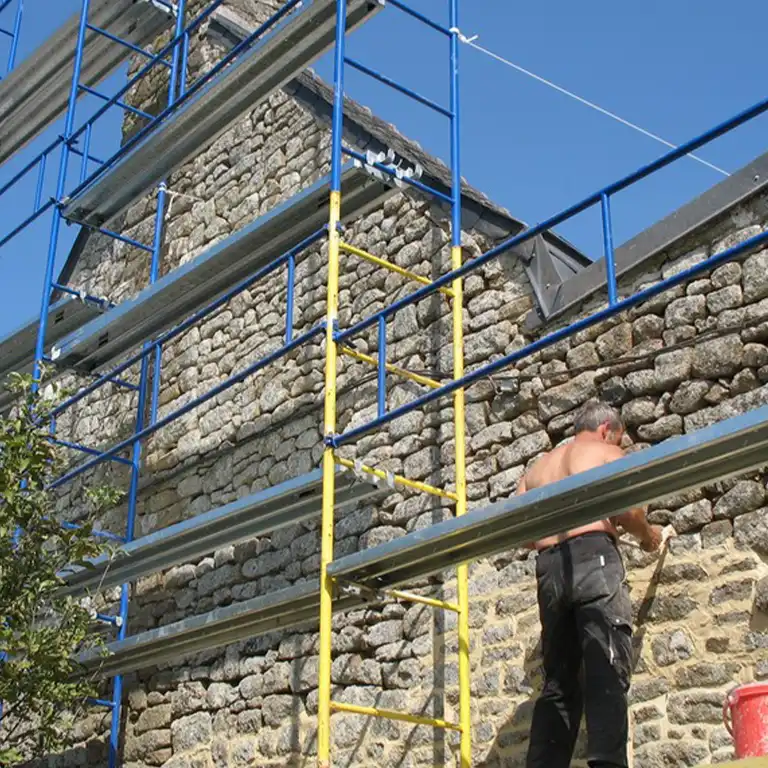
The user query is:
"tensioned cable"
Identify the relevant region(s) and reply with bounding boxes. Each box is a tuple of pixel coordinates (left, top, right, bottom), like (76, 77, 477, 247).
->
(453, 31, 730, 178)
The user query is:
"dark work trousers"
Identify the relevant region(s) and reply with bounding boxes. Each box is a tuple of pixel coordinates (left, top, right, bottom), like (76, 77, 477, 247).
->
(525, 531, 633, 768)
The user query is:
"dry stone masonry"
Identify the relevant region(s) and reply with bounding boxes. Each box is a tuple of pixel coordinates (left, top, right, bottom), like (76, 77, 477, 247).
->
(36, 3, 768, 767)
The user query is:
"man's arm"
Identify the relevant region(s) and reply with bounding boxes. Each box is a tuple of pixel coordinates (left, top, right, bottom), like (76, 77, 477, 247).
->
(602, 445, 663, 552)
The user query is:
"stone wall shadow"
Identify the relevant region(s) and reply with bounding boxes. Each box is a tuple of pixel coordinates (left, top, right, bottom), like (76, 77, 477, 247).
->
(20, 742, 107, 768)
(476, 639, 544, 768)
(476, 545, 663, 768)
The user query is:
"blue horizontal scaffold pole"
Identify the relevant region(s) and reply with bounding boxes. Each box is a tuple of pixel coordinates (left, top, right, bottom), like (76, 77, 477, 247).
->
(332, 225, 768, 447)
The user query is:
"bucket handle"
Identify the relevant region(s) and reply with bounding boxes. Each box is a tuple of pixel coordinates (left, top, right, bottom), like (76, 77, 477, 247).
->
(723, 688, 735, 736)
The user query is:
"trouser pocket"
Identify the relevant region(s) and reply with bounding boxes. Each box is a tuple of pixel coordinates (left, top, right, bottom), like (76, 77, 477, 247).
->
(607, 614, 633, 692)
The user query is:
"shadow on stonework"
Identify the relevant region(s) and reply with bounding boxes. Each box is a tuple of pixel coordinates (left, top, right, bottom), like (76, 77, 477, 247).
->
(18, 741, 107, 768)
(749, 575, 768, 633)
(474, 637, 543, 768)
(476, 628, 644, 768)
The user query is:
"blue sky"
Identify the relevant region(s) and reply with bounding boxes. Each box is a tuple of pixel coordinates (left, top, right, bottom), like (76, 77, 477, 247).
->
(0, 0, 766, 338)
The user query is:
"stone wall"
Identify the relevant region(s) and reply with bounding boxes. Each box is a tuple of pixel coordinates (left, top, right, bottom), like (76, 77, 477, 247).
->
(42, 4, 768, 768)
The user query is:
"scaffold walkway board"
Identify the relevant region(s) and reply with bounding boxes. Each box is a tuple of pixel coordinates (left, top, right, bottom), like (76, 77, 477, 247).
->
(60, 467, 382, 597)
(0, 296, 104, 411)
(0, 0, 174, 166)
(328, 404, 768, 588)
(62, 0, 384, 229)
(77, 580, 365, 677)
(52, 164, 393, 373)
(77, 405, 768, 678)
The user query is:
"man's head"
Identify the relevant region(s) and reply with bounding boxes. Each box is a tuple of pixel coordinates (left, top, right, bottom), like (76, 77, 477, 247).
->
(573, 399, 624, 446)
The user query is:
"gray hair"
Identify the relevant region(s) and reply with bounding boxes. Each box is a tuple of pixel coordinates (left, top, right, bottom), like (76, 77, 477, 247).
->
(574, 399, 623, 434)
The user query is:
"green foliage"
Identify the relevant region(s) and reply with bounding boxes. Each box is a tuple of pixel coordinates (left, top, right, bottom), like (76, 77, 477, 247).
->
(0, 373, 120, 765)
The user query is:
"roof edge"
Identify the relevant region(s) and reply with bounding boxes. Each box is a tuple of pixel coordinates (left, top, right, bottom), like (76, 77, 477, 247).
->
(206, 6, 592, 273)
(526, 150, 768, 330)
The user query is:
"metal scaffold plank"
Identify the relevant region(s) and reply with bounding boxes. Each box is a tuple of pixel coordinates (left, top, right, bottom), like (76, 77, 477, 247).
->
(327, 404, 768, 588)
(0, 0, 174, 166)
(62, 0, 385, 229)
(52, 164, 394, 373)
(0, 296, 104, 411)
(77, 581, 365, 677)
(60, 467, 383, 597)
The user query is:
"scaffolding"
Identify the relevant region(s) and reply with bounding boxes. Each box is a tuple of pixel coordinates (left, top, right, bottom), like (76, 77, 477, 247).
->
(0, 0, 22, 81)
(0, 1, 768, 766)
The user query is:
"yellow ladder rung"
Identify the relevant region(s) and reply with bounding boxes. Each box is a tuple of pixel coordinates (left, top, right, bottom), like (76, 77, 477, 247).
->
(339, 240, 454, 297)
(386, 587, 461, 613)
(339, 345, 443, 389)
(338, 579, 461, 613)
(336, 456, 458, 501)
(330, 701, 462, 731)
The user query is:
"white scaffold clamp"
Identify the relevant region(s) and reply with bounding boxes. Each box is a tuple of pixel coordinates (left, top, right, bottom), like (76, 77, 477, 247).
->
(88, 607, 124, 628)
(449, 27, 479, 44)
(338, 580, 384, 605)
(353, 458, 367, 482)
(393, 160, 423, 190)
(354, 148, 422, 190)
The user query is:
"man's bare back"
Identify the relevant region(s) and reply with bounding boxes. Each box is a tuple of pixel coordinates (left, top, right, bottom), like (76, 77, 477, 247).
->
(519, 439, 626, 551)
(517, 414, 662, 553)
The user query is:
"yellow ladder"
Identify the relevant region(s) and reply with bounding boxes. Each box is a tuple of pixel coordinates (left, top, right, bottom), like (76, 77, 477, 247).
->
(316, 191, 472, 767)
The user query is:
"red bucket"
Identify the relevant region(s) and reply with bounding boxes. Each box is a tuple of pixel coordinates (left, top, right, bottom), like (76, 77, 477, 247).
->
(724, 682, 768, 758)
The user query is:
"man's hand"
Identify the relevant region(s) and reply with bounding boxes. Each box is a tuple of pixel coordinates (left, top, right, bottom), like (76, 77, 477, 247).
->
(640, 524, 664, 553)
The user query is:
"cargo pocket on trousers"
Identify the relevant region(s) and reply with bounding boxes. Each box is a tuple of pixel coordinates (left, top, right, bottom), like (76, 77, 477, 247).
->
(608, 616, 633, 692)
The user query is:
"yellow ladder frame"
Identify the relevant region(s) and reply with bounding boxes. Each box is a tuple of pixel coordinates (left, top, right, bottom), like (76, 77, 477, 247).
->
(317, 188, 471, 767)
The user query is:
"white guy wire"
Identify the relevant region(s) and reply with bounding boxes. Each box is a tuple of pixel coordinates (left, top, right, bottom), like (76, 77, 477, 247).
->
(456, 32, 730, 177)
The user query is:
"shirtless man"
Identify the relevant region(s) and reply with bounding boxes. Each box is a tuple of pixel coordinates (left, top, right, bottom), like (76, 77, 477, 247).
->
(518, 399, 663, 768)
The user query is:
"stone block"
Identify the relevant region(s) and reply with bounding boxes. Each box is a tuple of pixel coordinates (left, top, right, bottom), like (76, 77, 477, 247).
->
(537, 373, 597, 420)
(702, 519, 733, 548)
(671, 499, 713, 533)
(713, 480, 765, 519)
(622, 397, 657, 426)
(665, 295, 706, 328)
(709, 578, 754, 605)
(691, 335, 744, 378)
(668, 691, 724, 724)
(331, 654, 382, 686)
(711, 261, 741, 288)
(654, 349, 692, 388)
(638, 593, 697, 622)
(629, 677, 669, 704)
(497, 431, 551, 469)
(651, 629, 693, 666)
(366, 620, 404, 648)
(633, 314, 664, 342)
(566, 341, 600, 368)
(743, 342, 768, 368)
(633, 742, 708, 768)
(743, 248, 768, 302)
(625, 369, 662, 396)
(171, 712, 212, 752)
(470, 422, 512, 452)
(596, 322, 633, 359)
(638, 414, 684, 442)
(733, 507, 768, 555)
(707, 285, 742, 314)
(262, 694, 302, 727)
(658, 563, 708, 585)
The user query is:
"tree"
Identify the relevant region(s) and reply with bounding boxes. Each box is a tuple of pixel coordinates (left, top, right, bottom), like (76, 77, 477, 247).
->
(0, 372, 121, 765)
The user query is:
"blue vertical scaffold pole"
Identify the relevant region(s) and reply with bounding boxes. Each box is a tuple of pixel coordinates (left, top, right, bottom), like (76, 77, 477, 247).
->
(107, 1, 188, 765)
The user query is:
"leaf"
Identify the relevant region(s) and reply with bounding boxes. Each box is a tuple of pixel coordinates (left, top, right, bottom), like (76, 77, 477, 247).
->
(0, 376, 110, 761)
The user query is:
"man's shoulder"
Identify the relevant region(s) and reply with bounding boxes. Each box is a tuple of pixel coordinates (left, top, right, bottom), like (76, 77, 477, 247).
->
(574, 441, 624, 467)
